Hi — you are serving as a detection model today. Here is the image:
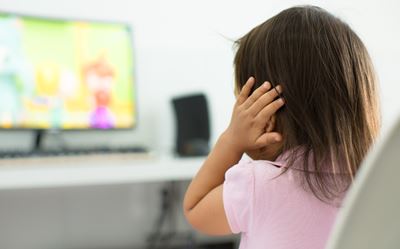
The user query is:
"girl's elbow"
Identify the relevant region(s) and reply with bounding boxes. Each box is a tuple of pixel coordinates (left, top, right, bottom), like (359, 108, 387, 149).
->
(183, 208, 231, 236)
(184, 208, 207, 234)
(183, 208, 200, 232)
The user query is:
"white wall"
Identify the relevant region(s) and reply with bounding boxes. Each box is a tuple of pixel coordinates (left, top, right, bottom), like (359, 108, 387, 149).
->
(0, 0, 398, 248)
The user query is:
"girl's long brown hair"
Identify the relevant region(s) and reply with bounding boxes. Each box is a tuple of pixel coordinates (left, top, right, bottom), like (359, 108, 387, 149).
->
(234, 6, 380, 202)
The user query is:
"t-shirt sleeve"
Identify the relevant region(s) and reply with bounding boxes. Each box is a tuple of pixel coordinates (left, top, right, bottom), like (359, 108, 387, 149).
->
(223, 161, 255, 234)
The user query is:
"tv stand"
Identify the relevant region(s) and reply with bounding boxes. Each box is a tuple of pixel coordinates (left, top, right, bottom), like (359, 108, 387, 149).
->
(33, 130, 44, 152)
(32, 129, 66, 153)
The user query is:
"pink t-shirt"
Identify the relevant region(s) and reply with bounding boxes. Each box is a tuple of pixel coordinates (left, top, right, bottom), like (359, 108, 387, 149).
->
(223, 154, 340, 249)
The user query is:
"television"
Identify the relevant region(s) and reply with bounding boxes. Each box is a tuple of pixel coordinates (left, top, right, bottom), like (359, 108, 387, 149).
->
(0, 12, 136, 130)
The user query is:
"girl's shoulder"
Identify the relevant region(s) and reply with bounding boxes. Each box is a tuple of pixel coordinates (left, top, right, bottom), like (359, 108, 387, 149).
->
(225, 157, 303, 199)
(223, 155, 304, 234)
(226, 154, 293, 181)
(225, 155, 300, 196)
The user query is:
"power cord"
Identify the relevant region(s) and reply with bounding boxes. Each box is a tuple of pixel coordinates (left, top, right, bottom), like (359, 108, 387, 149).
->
(146, 183, 173, 249)
(145, 182, 195, 249)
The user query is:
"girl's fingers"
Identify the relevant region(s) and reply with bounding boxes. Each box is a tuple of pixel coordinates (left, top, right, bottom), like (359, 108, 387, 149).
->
(266, 115, 276, 132)
(237, 77, 256, 105)
(242, 81, 272, 108)
(255, 132, 282, 148)
(248, 85, 282, 116)
(256, 97, 285, 123)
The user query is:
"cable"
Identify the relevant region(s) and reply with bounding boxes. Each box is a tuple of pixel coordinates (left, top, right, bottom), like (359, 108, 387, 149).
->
(145, 181, 197, 249)
(146, 184, 171, 249)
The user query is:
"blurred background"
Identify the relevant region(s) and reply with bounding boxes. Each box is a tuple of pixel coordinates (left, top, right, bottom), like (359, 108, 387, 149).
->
(0, 0, 398, 249)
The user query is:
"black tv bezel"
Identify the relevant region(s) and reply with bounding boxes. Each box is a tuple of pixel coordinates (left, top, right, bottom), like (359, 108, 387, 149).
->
(0, 10, 138, 132)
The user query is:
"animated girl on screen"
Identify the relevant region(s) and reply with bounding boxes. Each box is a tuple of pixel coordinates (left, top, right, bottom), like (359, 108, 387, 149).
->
(84, 55, 115, 129)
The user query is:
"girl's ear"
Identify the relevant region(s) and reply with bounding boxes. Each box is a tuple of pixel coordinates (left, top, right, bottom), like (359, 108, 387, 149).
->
(266, 114, 277, 132)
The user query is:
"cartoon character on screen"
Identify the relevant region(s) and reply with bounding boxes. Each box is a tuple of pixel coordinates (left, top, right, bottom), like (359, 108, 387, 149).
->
(84, 55, 115, 129)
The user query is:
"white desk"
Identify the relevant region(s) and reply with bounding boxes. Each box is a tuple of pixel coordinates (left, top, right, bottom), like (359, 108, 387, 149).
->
(0, 153, 204, 190)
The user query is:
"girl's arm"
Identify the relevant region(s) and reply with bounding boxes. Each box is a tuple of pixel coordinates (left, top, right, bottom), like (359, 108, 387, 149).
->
(183, 77, 284, 235)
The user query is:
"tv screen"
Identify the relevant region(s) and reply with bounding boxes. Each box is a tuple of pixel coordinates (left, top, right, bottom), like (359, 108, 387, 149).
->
(0, 13, 135, 130)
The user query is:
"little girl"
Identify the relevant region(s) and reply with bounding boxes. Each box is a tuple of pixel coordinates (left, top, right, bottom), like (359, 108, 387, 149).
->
(183, 5, 380, 249)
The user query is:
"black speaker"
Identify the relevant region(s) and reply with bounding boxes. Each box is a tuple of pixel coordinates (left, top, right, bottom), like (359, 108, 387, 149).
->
(172, 93, 211, 157)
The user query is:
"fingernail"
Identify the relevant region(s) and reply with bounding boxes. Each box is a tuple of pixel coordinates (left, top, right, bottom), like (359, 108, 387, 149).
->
(263, 82, 270, 89)
(275, 85, 282, 93)
(275, 136, 282, 142)
(279, 98, 285, 104)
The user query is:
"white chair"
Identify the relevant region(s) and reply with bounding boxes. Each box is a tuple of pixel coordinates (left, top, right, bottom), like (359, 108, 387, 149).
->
(326, 115, 400, 249)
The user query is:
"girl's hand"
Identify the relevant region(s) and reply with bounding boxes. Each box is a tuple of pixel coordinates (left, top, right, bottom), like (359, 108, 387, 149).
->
(183, 77, 284, 236)
(223, 77, 284, 154)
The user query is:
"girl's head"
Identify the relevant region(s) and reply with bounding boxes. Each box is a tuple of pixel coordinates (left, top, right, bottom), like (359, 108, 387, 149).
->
(234, 6, 380, 201)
